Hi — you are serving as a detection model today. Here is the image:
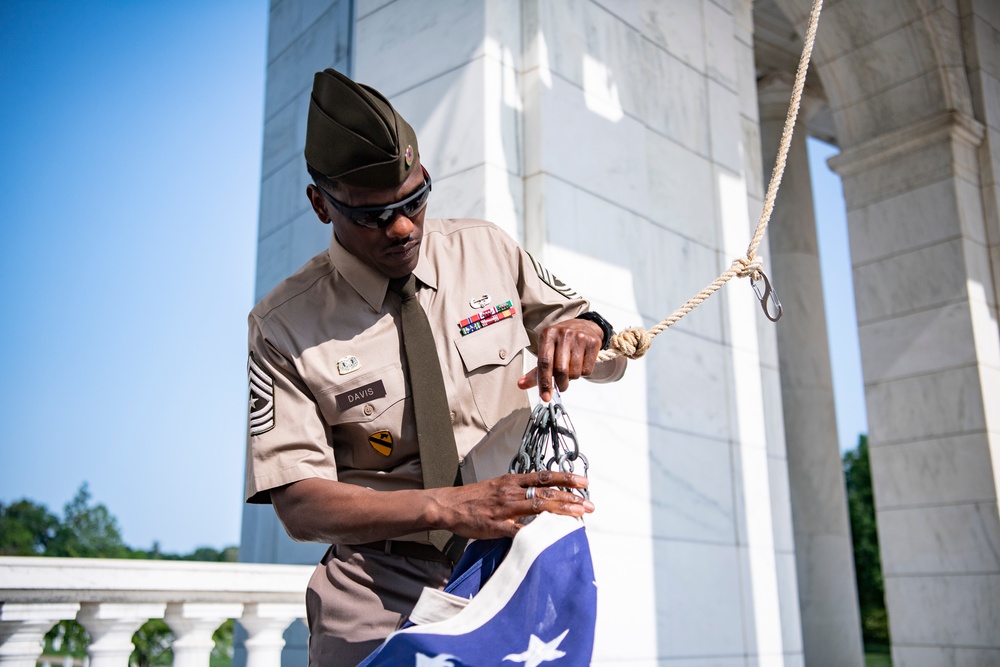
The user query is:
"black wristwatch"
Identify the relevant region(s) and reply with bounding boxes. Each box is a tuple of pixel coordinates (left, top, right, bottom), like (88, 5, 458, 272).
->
(575, 311, 614, 350)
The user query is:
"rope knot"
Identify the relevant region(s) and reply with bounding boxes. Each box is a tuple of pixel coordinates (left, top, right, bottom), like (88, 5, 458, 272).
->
(609, 327, 652, 360)
(733, 256, 763, 279)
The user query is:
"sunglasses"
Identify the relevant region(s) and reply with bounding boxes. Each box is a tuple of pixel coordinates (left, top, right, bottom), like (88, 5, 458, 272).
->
(319, 167, 432, 229)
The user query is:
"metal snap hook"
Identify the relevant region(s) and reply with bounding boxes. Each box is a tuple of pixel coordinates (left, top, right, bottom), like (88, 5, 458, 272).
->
(750, 270, 783, 322)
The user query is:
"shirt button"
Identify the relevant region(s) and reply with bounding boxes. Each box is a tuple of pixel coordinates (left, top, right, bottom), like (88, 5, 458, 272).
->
(450, 411, 456, 424)
(499, 349, 507, 360)
(363, 404, 373, 416)
(458, 456, 466, 467)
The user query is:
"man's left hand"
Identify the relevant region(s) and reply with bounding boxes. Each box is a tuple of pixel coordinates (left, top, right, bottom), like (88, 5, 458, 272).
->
(517, 318, 604, 402)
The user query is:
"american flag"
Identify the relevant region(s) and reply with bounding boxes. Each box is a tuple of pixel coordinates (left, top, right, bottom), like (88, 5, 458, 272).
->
(358, 512, 596, 667)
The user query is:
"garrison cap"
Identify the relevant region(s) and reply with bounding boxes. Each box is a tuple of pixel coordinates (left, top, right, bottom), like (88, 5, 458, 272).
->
(304, 68, 419, 189)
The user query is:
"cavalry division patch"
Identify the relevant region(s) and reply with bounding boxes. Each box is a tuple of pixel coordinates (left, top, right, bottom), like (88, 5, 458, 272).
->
(528, 253, 579, 300)
(247, 353, 275, 436)
(369, 430, 393, 456)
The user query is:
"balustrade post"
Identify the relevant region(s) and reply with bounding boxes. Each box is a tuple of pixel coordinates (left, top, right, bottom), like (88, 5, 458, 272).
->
(76, 603, 164, 667)
(163, 602, 243, 667)
(0, 602, 80, 667)
(238, 603, 303, 667)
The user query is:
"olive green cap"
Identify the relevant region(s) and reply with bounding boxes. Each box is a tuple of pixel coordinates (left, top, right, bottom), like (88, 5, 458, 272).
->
(304, 69, 419, 189)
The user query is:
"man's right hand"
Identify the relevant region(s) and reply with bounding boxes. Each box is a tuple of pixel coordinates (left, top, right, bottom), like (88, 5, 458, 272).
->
(270, 471, 593, 546)
(427, 470, 593, 540)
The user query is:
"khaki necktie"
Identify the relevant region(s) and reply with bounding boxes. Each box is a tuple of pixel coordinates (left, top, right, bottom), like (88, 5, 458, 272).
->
(389, 274, 467, 561)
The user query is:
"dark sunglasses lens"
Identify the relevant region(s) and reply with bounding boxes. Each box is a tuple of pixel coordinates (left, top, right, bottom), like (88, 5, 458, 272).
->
(402, 190, 430, 216)
(353, 212, 389, 228)
(340, 178, 430, 228)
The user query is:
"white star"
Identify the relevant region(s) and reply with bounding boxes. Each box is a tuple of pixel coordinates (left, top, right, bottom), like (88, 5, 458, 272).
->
(503, 629, 569, 667)
(415, 653, 458, 667)
(249, 395, 259, 409)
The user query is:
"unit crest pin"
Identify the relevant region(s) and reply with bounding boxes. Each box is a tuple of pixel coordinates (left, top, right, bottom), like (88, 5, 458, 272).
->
(337, 356, 361, 375)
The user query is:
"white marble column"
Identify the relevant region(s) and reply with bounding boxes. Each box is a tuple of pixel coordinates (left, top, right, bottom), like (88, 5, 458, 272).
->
(758, 73, 865, 667)
(0, 602, 80, 667)
(829, 110, 1000, 666)
(238, 603, 302, 667)
(76, 603, 165, 667)
(164, 603, 243, 667)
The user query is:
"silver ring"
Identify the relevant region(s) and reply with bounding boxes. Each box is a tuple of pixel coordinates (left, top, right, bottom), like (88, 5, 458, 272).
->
(525, 486, 536, 500)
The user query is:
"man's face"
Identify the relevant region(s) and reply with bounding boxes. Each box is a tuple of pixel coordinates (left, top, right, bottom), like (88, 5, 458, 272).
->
(307, 162, 428, 278)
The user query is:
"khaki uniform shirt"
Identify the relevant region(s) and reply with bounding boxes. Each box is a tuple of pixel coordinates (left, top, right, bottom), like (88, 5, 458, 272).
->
(245, 218, 622, 540)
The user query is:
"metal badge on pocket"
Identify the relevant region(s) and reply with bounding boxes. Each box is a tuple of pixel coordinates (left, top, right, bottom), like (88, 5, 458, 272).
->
(338, 355, 362, 375)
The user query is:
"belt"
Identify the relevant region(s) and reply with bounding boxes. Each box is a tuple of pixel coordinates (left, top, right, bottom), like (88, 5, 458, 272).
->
(351, 540, 456, 564)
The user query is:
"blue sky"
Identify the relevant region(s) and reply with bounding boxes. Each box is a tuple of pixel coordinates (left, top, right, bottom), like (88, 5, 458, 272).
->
(0, 1, 267, 553)
(0, 1, 867, 555)
(809, 137, 869, 455)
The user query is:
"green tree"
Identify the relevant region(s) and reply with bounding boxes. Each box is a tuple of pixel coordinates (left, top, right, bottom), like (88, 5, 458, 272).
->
(43, 620, 90, 660)
(184, 546, 239, 562)
(131, 619, 174, 667)
(0, 499, 59, 555)
(844, 434, 891, 649)
(48, 483, 131, 558)
(211, 619, 235, 667)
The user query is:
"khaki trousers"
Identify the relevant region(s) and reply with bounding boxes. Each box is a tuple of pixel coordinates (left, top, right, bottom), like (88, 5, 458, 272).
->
(306, 544, 453, 667)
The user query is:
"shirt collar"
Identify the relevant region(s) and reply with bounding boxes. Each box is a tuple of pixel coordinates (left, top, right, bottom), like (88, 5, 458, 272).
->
(327, 228, 438, 311)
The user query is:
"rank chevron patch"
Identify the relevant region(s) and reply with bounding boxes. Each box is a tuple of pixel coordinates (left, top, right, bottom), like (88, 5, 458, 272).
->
(247, 352, 275, 436)
(527, 253, 579, 300)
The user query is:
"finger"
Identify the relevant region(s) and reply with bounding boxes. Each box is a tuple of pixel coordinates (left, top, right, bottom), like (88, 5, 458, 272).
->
(535, 329, 557, 401)
(551, 336, 573, 393)
(580, 344, 599, 377)
(517, 367, 538, 390)
(572, 328, 602, 378)
(575, 322, 602, 378)
(565, 345, 586, 385)
(525, 486, 595, 516)
(534, 470, 589, 489)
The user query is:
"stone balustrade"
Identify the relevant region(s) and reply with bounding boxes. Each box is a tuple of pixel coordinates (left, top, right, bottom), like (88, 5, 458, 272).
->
(0, 557, 314, 667)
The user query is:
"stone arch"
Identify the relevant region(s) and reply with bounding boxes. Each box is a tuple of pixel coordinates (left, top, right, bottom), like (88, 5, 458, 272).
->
(770, 0, 976, 147)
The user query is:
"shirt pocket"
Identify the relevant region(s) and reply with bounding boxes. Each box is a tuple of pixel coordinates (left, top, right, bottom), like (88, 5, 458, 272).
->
(454, 317, 530, 429)
(315, 363, 414, 471)
(316, 363, 406, 424)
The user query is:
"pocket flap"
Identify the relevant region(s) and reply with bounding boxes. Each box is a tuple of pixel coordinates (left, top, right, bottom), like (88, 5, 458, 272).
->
(454, 318, 529, 373)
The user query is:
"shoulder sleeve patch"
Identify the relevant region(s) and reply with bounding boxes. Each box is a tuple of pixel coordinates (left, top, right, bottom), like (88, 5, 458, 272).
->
(527, 252, 579, 300)
(247, 352, 275, 436)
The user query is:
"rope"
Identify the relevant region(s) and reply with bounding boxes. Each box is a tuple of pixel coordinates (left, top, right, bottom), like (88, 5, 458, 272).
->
(597, 0, 824, 363)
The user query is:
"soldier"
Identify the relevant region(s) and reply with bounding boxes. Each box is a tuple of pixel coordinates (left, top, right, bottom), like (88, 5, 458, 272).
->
(245, 69, 625, 666)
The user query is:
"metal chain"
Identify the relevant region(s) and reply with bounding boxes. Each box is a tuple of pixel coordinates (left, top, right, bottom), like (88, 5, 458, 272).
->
(508, 390, 590, 500)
